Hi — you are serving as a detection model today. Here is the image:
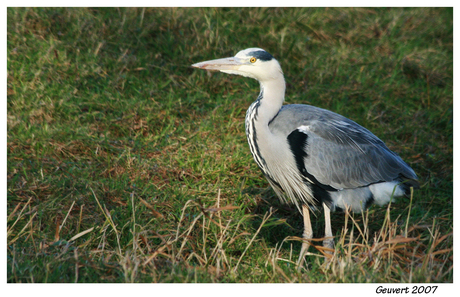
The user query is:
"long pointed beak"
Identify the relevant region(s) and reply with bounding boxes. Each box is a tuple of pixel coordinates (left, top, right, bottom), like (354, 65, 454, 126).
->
(191, 57, 245, 71)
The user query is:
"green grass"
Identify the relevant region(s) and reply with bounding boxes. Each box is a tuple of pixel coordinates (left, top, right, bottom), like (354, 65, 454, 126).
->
(7, 7, 453, 283)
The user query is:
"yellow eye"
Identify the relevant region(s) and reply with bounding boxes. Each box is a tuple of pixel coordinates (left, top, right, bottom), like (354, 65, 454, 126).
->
(250, 57, 257, 63)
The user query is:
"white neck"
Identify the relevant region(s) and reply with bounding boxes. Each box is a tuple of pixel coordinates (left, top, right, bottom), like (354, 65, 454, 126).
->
(244, 70, 287, 178)
(257, 76, 286, 124)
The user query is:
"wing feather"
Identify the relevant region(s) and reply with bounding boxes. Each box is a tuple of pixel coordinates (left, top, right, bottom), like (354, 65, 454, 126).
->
(269, 104, 417, 190)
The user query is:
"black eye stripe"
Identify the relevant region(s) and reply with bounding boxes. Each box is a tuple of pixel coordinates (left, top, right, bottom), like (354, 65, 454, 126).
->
(249, 50, 273, 61)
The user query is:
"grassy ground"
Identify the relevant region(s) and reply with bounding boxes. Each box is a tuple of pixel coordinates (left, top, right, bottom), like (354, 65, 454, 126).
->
(7, 7, 453, 283)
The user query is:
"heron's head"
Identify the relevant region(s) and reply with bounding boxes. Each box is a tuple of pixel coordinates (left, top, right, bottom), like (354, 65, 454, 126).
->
(192, 48, 283, 82)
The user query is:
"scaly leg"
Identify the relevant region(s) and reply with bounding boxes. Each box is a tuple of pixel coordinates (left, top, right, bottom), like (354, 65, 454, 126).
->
(297, 204, 313, 268)
(323, 202, 334, 253)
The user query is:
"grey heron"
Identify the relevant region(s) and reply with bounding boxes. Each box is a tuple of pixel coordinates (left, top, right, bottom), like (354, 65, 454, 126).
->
(192, 48, 419, 266)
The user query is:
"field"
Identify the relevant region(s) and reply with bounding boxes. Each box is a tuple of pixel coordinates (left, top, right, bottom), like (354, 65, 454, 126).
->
(7, 7, 453, 283)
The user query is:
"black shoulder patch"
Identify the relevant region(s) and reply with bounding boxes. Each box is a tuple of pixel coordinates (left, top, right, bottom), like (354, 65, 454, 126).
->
(249, 50, 273, 61)
(287, 129, 337, 193)
(287, 129, 308, 165)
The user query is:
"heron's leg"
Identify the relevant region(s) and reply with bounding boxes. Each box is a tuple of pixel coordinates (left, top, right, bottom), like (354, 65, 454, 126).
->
(297, 204, 313, 268)
(323, 202, 334, 252)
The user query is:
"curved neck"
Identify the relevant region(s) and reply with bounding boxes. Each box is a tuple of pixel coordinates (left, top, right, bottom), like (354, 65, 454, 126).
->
(257, 76, 286, 124)
(244, 73, 286, 176)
